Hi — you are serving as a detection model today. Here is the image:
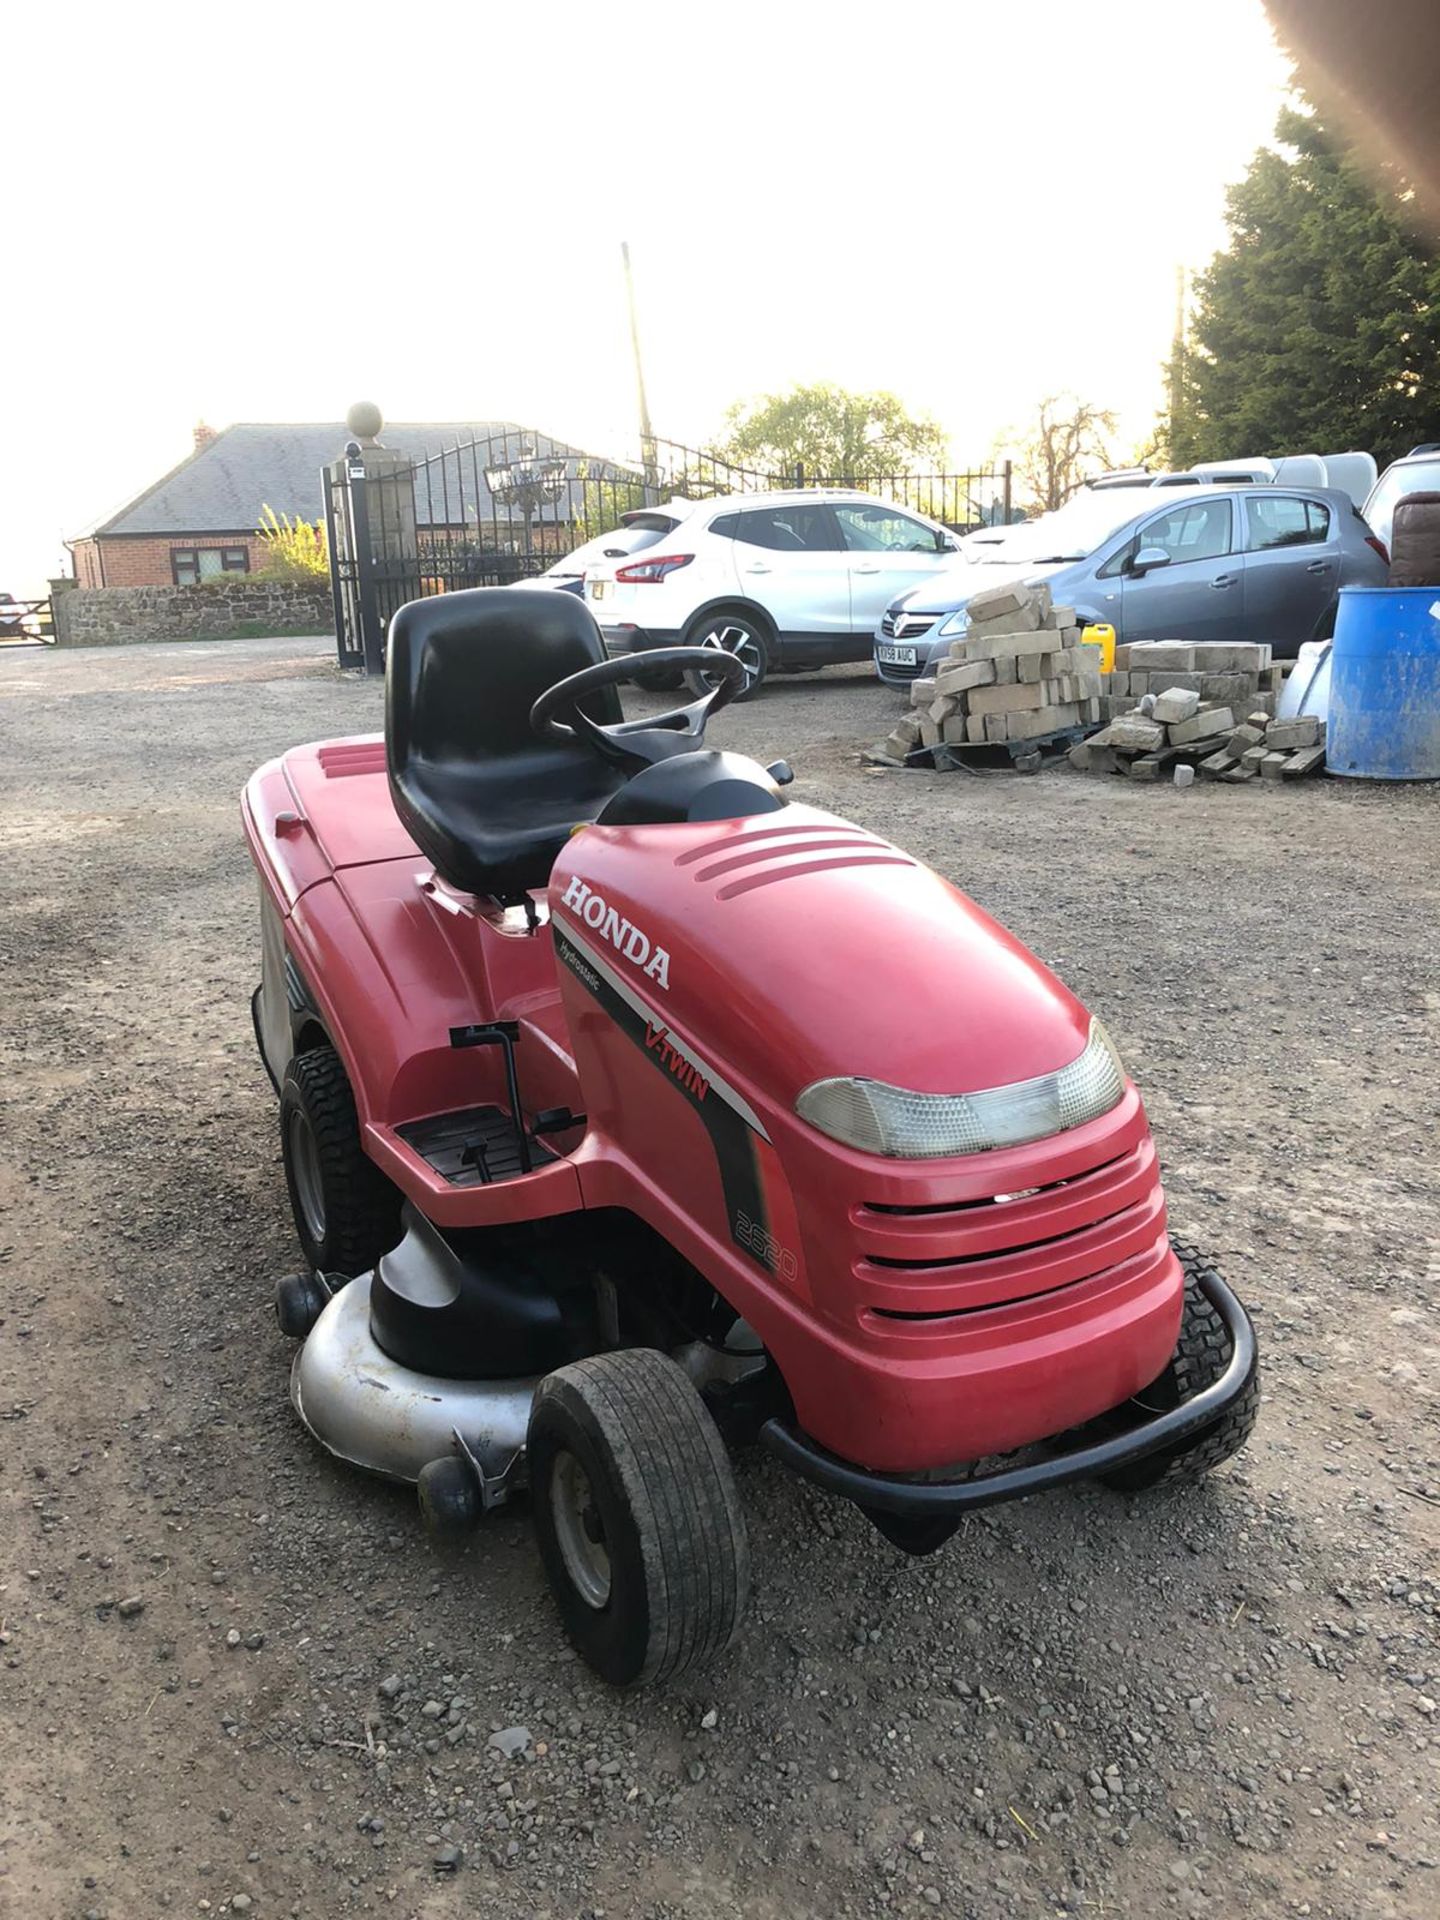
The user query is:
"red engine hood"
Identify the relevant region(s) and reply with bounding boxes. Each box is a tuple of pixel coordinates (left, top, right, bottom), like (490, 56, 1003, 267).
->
(549, 804, 1091, 1108)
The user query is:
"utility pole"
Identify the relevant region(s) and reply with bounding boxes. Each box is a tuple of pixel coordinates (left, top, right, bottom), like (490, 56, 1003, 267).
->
(620, 241, 656, 492)
(1169, 263, 1188, 461)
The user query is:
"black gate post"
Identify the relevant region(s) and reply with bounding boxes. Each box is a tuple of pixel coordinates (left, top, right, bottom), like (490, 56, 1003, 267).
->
(322, 468, 350, 667)
(325, 405, 421, 673)
(347, 449, 386, 677)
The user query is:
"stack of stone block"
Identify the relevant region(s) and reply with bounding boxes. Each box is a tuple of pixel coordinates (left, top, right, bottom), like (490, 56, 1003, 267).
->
(869, 582, 1102, 765)
(1098, 640, 1283, 723)
(1071, 689, 1326, 783)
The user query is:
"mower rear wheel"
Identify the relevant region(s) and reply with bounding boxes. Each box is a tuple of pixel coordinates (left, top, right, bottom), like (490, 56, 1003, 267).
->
(1097, 1242, 1260, 1492)
(279, 1046, 403, 1277)
(528, 1349, 750, 1688)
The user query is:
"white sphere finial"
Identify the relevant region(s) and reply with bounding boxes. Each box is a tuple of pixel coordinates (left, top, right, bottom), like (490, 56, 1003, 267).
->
(346, 401, 383, 443)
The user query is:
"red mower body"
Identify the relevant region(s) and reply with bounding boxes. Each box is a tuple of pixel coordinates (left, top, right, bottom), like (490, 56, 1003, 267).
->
(244, 734, 1182, 1476)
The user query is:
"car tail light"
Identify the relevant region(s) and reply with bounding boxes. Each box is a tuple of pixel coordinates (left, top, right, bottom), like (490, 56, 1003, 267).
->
(614, 553, 695, 584)
(1365, 535, 1389, 563)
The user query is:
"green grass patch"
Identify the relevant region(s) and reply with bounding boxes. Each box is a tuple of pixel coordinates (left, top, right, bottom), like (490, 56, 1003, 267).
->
(177, 621, 333, 642)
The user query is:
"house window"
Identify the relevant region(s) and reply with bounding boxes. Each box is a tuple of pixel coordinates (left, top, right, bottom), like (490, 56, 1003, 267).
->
(172, 545, 250, 585)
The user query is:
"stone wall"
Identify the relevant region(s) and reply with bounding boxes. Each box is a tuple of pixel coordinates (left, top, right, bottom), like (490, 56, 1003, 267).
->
(53, 579, 333, 647)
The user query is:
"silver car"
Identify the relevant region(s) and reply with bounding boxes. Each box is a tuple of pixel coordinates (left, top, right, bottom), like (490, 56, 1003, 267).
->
(874, 484, 1388, 686)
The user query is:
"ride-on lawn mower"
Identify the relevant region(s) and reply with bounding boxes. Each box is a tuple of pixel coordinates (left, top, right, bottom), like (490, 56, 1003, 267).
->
(244, 588, 1258, 1686)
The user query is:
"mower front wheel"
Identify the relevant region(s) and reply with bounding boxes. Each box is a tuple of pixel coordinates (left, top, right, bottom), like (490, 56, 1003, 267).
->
(528, 1349, 750, 1687)
(1096, 1242, 1260, 1492)
(279, 1046, 403, 1277)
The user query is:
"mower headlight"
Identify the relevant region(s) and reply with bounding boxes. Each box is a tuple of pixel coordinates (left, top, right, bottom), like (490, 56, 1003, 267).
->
(937, 607, 972, 638)
(794, 1020, 1126, 1158)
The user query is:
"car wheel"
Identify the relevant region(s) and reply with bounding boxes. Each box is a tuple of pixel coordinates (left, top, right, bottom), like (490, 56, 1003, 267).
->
(633, 667, 684, 693)
(681, 611, 770, 701)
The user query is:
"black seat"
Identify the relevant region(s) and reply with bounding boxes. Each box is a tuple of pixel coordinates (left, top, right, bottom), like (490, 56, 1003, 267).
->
(386, 588, 625, 903)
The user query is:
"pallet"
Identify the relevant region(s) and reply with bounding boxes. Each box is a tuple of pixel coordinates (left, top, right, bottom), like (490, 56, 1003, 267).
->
(1072, 731, 1236, 779)
(933, 724, 1091, 776)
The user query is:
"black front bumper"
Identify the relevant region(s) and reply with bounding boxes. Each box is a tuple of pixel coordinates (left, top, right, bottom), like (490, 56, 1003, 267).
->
(760, 1267, 1256, 1518)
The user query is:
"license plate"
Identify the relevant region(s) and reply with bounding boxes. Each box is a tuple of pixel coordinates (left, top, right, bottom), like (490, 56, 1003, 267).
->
(877, 643, 917, 666)
(590, 580, 608, 600)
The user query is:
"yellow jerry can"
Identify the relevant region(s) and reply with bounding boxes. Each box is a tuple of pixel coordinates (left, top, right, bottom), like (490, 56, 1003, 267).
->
(1081, 621, 1116, 673)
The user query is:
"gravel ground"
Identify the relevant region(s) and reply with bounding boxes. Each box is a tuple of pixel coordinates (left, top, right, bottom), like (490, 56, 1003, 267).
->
(1, 634, 1437, 1920)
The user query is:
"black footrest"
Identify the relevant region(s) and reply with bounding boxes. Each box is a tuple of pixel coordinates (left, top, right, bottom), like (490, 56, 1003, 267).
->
(397, 1106, 556, 1187)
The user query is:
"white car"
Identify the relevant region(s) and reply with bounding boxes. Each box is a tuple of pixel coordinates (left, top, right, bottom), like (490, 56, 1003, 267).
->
(1362, 446, 1440, 550)
(582, 490, 962, 696)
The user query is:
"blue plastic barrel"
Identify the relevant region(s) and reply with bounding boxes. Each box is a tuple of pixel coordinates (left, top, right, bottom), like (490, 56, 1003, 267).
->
(1328, 586, 1440, 780)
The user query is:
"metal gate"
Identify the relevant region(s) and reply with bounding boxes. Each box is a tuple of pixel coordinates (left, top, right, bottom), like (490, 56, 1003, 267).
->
(326, 428, 1012, 672)
(0, 596, 55, 646)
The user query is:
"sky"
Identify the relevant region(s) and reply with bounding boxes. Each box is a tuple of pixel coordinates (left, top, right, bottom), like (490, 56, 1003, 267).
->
(4, 0, 1291, 593)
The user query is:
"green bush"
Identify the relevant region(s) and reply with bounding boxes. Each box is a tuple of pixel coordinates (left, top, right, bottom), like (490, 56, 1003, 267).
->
(256, 503, 329, 582)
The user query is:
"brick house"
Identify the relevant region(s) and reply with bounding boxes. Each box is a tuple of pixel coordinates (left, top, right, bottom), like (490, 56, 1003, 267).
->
(68, 419, 537, 589)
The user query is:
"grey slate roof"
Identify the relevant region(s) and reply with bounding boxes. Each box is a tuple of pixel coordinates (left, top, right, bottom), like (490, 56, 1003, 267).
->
(85, 422, 587, 537)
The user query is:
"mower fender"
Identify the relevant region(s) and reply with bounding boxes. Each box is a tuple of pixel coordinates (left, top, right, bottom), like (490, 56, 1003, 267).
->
(242, 758, 331, 910)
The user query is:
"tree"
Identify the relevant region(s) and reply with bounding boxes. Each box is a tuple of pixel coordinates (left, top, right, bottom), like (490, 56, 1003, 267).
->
(1009, 396, 1117, 513)
(566, 463, 649, 545)
(1168, 103, 1440, 469)
(718, 382, 946, 480)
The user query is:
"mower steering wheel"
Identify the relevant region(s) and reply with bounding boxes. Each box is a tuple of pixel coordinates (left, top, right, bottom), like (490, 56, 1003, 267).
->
(529, 647, 747, 773)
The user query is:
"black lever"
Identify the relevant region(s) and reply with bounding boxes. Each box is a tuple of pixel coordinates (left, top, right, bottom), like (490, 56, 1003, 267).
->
(448, 1021, 531, 1174)
(461, 1137, 494, 1185)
